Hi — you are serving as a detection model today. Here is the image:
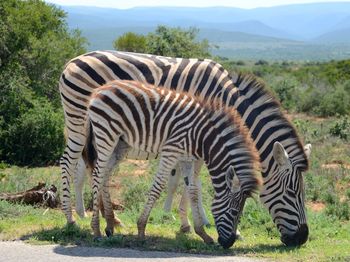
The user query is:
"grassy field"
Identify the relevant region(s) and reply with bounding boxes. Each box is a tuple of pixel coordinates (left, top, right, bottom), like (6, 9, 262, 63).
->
(0, 114, 349, 261)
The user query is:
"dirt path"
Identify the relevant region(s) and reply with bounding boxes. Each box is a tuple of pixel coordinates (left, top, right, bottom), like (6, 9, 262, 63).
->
(0, 241, 265, 262)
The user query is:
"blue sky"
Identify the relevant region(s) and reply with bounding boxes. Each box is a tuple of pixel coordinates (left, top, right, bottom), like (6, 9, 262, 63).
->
(45, 0, 350, 9)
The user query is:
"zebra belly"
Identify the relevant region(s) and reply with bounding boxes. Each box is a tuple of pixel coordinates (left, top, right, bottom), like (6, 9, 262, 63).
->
(124, 148, 158, 161)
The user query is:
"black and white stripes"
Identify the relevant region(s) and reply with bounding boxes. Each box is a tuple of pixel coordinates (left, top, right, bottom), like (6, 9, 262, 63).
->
(59, 50, 311, 246)
(86, 80, 260, 248)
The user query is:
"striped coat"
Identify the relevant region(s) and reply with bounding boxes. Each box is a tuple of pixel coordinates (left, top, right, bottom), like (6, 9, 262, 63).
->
(59, 50, 310, 246)
(86, 80, 261, 248)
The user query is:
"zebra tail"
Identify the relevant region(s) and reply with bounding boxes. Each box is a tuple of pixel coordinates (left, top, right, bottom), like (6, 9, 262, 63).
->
(82, 118, 97, 169)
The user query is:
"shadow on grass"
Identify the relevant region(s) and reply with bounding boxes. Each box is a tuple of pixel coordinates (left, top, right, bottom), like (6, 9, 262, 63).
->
(21, 224, 301, 258)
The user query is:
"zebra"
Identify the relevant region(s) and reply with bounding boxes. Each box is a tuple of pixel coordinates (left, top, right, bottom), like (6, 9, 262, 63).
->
(59, 50, 311, 246)
(84, 80, 261, 248)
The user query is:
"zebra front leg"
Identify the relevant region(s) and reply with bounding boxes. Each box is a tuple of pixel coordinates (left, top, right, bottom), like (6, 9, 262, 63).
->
(137, 155, 176, 240)
(178, 189, 191, 233)
(193, 160, 210, 227)
(163, 166, 181, 213)
(179, 160, 214, 244)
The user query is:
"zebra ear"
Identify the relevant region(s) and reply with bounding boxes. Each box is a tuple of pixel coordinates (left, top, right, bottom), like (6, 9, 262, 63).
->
(273, 142, 289, 166)
(304, 144, 312, 159)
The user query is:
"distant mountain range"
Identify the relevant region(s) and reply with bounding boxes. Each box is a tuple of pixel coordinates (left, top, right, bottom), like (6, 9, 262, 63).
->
(60, 3, 350, 60)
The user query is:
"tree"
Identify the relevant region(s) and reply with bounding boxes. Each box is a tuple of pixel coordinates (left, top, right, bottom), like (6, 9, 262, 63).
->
(146, 26, 211, 58)
(0, 0, 87, 105)
(0, 0, 87, 165)
(113, 25, 211, 59)
(113, 32, 147, 53)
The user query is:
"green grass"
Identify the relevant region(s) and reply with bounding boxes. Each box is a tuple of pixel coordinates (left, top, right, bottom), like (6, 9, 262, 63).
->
(0, 199, 349, 261)
(0, 116, 349, 261)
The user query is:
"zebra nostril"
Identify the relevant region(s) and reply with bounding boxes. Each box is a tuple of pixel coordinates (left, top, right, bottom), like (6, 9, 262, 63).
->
(218, 233, 236, 249)
(281, 224, 309, 246)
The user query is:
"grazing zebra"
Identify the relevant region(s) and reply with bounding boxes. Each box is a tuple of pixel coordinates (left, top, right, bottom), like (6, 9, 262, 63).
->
(85, 80, 261, 248)
(59, 50, 311, 246)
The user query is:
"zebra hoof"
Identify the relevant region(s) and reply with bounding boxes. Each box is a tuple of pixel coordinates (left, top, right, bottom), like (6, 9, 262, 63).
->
(204, 237, 214, 245)
(93, 236, 103, 242)
(105, 228, 113, 237)
(180, 225, 191, 233)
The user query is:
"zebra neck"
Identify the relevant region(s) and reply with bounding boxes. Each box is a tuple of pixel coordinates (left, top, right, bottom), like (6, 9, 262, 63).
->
(225, 75, 308, 178)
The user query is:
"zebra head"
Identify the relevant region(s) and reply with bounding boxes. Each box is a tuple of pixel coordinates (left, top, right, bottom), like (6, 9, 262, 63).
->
(260, 142, 312, 246)
(211, 167, 249, 249)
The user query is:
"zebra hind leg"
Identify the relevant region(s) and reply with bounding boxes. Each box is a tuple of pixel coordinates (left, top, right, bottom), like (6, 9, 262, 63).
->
(60, 136, 86, 224)
(102, 140, 130, 237)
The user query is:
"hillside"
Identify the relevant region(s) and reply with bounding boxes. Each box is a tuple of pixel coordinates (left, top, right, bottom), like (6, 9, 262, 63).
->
(61, 3, 350, 60)
(314, 27, 350, 44)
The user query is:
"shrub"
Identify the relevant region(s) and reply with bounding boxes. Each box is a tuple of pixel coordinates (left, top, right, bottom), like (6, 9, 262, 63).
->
(270, 77, 299, 110)
(113, 32, 147, 53)
(122, 176, 151, 212)
(114, 26, 211, 59)
(326, 200, 350, 221)
(329, 117, 350, 140)
(255, 59, 269, 66)
(1, 97, 64, 166)
(317, 85, 350, 116)
(293, 119, 320, 142)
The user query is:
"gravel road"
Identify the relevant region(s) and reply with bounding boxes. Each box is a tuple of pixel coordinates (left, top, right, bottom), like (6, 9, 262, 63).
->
(0, 241, 266, 262)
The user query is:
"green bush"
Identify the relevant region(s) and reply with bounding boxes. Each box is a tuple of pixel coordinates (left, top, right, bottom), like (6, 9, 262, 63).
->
(114, 25, 211, 59)
(113, 32, 147, 53)
(329, 117, 350, 140)
(122, 176, 152, 212)
(317, 85, 350, 116)
(2, 98, 64, 166)
(270, 76, 298, 110)
(326, 200, 350, 221)
(0, 0, 86, 166)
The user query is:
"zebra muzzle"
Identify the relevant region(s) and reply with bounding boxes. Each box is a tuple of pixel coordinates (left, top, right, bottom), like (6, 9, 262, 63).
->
(218, 232, 236, 249)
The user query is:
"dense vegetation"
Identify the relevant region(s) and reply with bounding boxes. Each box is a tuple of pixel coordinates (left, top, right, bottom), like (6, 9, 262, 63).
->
(114, 26, 211, 59)
(1, 0, 349, 166)
(221, 59, 350, 117)
(0, 0, 87, 166)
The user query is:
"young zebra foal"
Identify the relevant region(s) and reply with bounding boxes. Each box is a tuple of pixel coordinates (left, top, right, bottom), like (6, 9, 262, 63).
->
(86, 80, 261, 249)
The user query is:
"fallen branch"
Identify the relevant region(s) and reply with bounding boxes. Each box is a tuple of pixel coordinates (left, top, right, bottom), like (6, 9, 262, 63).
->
(0, 183, 59, 208)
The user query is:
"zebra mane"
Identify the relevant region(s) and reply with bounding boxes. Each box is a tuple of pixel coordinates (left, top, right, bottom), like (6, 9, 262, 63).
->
(200, 98, 263, 191)
(231, 72, 309, 171)
(153, 83, 262, 189)
(202, 99, 261, 163)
